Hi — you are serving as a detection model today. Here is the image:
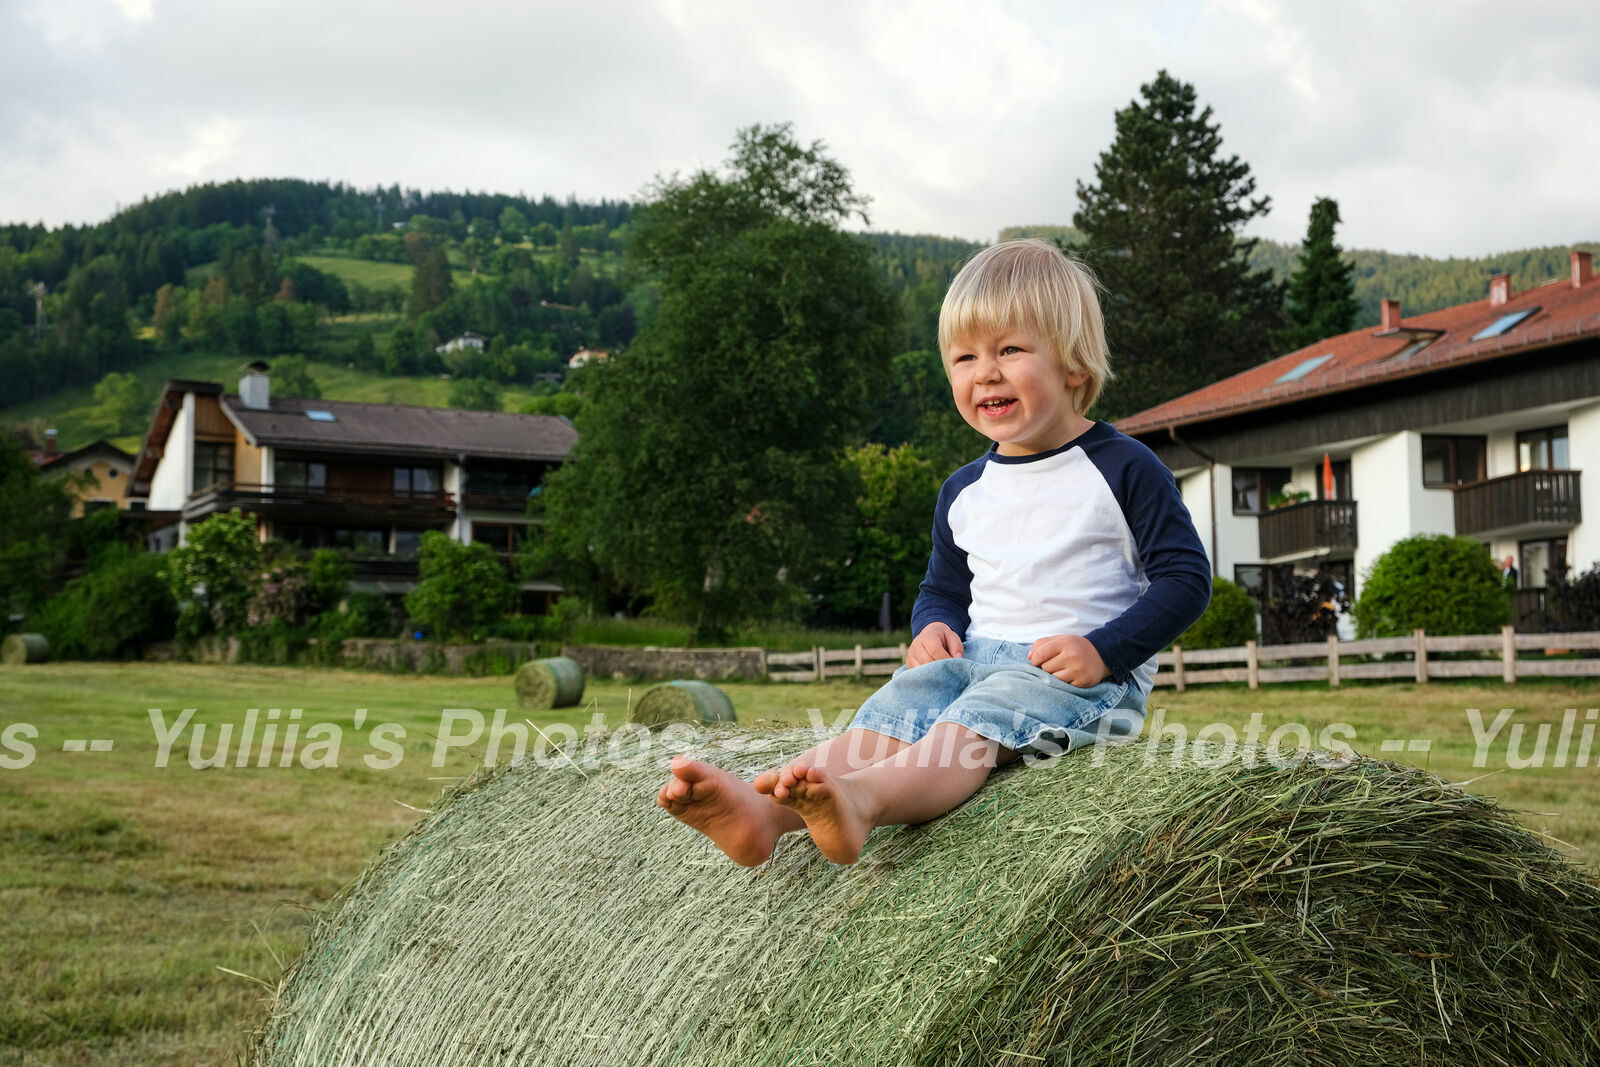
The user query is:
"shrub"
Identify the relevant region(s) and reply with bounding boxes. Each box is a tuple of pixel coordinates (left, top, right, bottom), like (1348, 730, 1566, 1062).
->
(1261, 570, 1348, 645)
(1544, 562, 1600, 633)
(403, 532, 514, 642)
(36, 544, 177, 659)
(1174, 576, 1257, 650)
(160, 509, 261, 639)
(1354, 534, 1509, 638)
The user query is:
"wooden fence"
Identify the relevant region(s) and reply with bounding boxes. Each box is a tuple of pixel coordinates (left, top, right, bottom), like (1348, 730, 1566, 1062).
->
(766, 627, 1600, 687)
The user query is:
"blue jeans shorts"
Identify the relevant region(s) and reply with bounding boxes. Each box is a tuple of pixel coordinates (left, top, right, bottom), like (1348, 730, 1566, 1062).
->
(846, 637, 1147, 758)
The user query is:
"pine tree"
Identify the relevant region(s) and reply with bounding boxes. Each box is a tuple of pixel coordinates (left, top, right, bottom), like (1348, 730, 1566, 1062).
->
(1273, 197, 1360, 353)
(1074, 70, 1283, 419)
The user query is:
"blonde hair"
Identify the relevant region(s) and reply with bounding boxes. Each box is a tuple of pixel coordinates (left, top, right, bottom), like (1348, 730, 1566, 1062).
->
(937, 237, 1112, 415)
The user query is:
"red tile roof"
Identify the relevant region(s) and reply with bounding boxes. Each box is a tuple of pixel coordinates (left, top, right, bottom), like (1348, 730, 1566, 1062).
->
(1115, 260, 1600, 436)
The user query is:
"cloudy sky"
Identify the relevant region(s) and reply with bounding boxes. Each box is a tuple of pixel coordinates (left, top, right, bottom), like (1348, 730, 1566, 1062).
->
(3, 0, 1596, 258)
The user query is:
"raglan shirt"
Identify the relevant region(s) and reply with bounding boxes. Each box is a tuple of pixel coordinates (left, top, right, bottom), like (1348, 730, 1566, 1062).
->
(911, 420, 1212, 697)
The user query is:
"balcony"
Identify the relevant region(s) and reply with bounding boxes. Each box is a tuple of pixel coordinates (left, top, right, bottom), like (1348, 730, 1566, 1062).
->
(1454, 469, 1581, 538)
(460, 487, 538, 513)
(1258, 499, 1358, 561)
(183, 482, 456, 523)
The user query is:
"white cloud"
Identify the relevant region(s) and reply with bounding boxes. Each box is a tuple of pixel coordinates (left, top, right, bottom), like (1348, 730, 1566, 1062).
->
(0, 0, 1596, 256)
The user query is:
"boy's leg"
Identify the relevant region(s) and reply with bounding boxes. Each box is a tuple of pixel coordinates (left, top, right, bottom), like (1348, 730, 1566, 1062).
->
(659, 727, 908, 867)
(768, 722, 1014, 865)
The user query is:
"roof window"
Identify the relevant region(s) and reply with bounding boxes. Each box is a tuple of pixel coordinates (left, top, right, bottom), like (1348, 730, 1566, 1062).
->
(1275, 353, 1334, 384)
(1471, 307, 1537, 341)
(1387, 333, 1441, 362)
(306, 410, 337, 422)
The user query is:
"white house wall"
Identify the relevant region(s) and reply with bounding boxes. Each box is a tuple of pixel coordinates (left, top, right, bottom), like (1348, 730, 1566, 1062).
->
(443, 461, 465, 542)
(146, 394, 194, 512)
(1568, 400, 1600, 572)
(1178, 468, 1216, 575)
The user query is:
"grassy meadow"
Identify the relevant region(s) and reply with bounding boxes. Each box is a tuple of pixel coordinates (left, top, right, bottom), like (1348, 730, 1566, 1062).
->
(1, 662, 1598, 1064)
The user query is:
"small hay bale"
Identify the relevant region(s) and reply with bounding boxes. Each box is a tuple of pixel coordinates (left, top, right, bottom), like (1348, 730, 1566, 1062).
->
(628, 680, 736, 727)
(1, 633, 48, 665)
(513, 656, 585, 710)
(249, 734, 1600, 1066)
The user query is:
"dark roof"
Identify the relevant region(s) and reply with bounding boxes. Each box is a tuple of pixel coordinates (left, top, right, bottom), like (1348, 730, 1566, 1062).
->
(38, 439, 135, 471)
(220, 394, 577, 462)
(1116, 255, 1600, 436)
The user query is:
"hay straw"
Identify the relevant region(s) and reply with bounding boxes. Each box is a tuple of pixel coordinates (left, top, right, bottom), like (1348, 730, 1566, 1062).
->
(627, 681, 736, 727)
(249, 733, 1600, 1066)
(513, 657, 585, 710)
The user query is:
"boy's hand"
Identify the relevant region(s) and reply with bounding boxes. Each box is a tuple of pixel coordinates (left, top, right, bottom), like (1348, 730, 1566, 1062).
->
(906, 622, 963, 668)
(1029, 634, 1109, 687)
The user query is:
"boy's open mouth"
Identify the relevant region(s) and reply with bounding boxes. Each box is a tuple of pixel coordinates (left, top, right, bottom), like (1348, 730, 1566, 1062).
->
(977, 397, 1017, 417)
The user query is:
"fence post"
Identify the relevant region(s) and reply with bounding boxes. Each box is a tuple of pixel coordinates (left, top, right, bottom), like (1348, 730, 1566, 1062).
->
(1501, 625, 1516, 684)
(1246, 640, 1259, 690)
(1414, 628, 1428, 683)
(897, 642, 908, 666)
(1327, 634, 1340, 688)
(1173, 646, 1186, 692)
(814, 645, 825, 684)
(854, 644, 864, 678)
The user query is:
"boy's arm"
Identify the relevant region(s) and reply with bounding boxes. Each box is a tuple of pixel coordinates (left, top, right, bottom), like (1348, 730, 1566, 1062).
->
(1081, 452, 1212, 683)
(909, 479, 973, 645)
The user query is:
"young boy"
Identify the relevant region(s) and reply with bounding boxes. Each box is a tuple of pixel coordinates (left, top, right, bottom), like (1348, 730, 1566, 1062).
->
(657, 238, 1211, 866)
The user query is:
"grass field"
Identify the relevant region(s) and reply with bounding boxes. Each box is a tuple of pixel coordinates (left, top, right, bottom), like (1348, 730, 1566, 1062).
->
(2, 663, 1597, 1064)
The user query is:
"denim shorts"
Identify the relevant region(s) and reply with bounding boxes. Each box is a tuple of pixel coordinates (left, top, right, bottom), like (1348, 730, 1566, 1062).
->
(846, 637, 1146, 758)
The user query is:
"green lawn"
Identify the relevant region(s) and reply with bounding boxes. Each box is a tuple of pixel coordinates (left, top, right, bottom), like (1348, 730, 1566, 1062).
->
(1, 663, 1597, 1064)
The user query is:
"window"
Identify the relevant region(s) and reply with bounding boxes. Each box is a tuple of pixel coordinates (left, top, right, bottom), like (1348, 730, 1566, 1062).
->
(1520, 537, 1569, 589)
(332, 528, 386, 554)
(1315, 460, 1352, 501)
(1420, 435, 1486, 487)
(394, 530, 423, 557)
(107, 468, 120, 479)
(471, 522, 525, 552)
(275, 459, 327, 489)
(1275, 354, 1334, 383)
(1232, 467, 1292, 514)
(305, 410, 337, 422)
(1471, 307, 1538, 341)
(1517, 425, 1569, 472)
(1386, 333, 1440, 362)
(394, 466, 441, 495)
(276, 524, 325, 550)
(193, 442, 234, 493)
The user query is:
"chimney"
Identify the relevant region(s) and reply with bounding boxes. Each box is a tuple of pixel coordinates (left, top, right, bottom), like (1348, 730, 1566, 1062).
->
(1380, 299, 1401, 330)
(1574, 250, 1594, 289)
(239, 360, 271, 411)
(1489, 273, 1510, 307)
(43, 428, 58, 457)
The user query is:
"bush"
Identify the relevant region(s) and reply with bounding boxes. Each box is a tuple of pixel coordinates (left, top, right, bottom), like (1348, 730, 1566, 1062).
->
(1354, 534, 1509, 638)
(1174, 576, 1258, 650)
(403, 532, 514, 642)
(159, 509, 262, 639)
(1261, 570, 1347, 645)
(1544, 562, 1600, 632)
(35, 544, 177, 659)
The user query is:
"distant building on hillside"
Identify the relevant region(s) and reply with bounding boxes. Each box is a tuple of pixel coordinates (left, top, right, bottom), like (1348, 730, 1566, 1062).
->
(1116, 250, 1600, 633)
(128, 362, 577, 608)
(38, 440, 142, 516)
(567, 348, 608, 369)
(435, 332, 488, 355)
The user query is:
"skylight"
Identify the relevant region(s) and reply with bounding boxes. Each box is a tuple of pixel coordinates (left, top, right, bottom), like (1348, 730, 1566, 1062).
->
(1471, 307, 1537, 341)
(305, 410, 337, 422)
(1387, 333, 1440, 362)
(1275, 353, 1334, 384)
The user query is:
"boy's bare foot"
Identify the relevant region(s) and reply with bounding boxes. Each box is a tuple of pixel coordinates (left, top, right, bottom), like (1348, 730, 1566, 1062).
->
(656, 757, 784, 867)
(762, 762, 874, 865)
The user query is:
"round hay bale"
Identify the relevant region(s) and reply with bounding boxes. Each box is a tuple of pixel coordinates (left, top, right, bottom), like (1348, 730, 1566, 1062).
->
(249, 735, 1600, 1066)
(513, 656, 585, 710)
(1, 633, 48, 665)
(628, 680, 736, 727)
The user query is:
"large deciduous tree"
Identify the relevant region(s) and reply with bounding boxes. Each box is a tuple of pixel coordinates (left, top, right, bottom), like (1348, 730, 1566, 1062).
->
(1273, 197, 1361, 354)
(541, 124, 895, 640)
(1074, 70, 1283, 419)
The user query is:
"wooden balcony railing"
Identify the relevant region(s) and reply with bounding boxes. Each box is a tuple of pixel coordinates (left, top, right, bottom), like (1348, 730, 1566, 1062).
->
(1258, 499, 1358, 560)
(460, 488, 538, 512)
(1454, 469, 1581, 536)
(184, 482, 455, 520)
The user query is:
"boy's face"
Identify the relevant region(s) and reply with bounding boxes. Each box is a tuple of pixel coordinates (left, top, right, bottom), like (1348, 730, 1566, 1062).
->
(946, 327, 1090, 457)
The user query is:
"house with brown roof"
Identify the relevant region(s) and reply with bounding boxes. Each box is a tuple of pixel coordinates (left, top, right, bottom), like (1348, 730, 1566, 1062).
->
(38, 439, 142, 515)
(129, 363, 577, 602)
(1115, 250, 1600, 630)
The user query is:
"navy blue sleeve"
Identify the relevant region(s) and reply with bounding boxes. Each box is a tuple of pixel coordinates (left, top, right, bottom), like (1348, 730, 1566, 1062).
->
(910, 460, 982, 639)
(1082, 439, 1212, 682)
